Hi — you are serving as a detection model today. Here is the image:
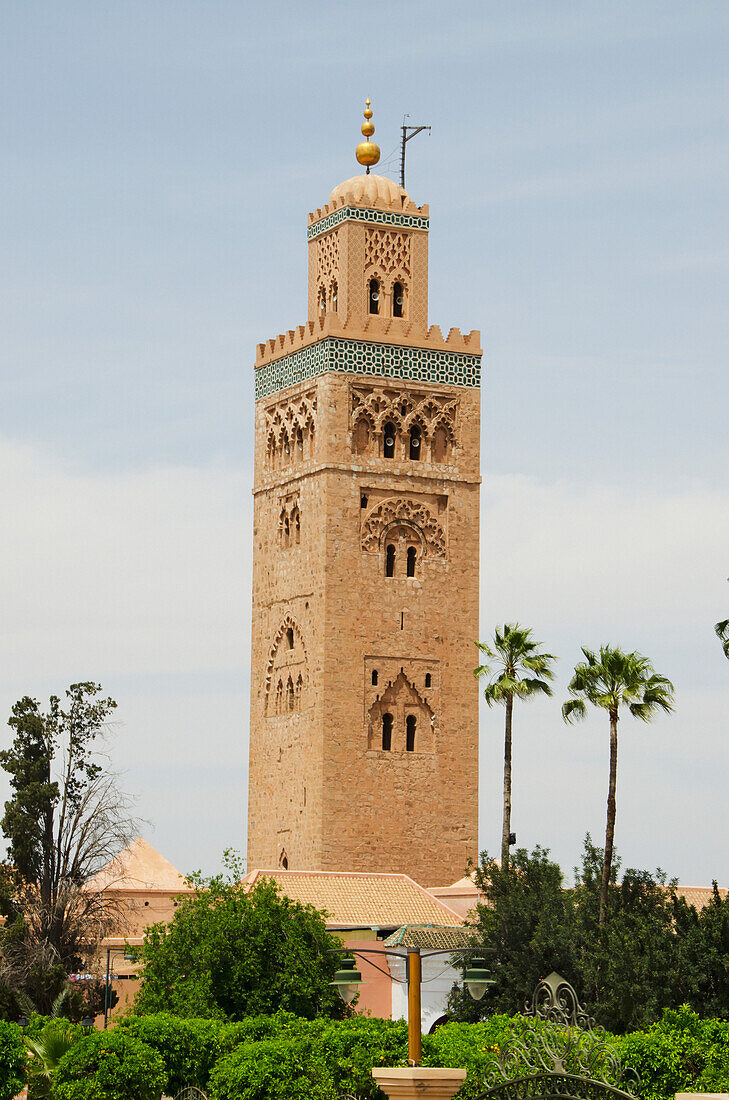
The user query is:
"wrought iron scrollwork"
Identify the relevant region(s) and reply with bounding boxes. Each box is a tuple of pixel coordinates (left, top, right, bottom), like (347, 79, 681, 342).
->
(479, 974, 639, 1100)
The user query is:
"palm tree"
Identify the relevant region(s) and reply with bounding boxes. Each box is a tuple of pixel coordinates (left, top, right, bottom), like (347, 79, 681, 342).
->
(715, 618, 729, 659)
(562, 646, 674, 927)
(475, 624, 556, 871)
(25, 1016, 76, 1098)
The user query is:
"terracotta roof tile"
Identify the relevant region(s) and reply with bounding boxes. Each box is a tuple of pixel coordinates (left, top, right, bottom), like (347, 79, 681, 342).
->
(242, 870, 464, 929)
(675, 885, 728, 910)
(383, 924, 479, 950)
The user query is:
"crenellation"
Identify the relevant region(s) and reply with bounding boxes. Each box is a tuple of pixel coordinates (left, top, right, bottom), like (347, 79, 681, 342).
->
(255, 315, 482, 370)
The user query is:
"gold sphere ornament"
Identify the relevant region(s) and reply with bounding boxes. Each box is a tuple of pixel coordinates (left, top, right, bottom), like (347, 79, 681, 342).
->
(355, 97, 380, 172)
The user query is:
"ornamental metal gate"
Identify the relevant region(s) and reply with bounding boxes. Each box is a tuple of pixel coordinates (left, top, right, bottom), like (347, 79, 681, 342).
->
(474, 974, 639, 1100)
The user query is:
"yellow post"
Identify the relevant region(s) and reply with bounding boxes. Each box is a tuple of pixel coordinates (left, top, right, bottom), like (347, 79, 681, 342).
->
(407, 948, 422, 1065)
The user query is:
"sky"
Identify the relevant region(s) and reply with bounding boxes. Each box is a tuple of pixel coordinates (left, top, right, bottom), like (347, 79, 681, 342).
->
(1, 1, 727, 888)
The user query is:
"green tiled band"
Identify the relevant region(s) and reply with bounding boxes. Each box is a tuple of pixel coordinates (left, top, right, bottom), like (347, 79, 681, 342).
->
(255, 337, 481, 400)
(307, 206, 429, 241)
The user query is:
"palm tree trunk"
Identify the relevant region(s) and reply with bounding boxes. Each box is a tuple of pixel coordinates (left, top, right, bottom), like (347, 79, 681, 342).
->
(599, 709, 618, 927)
(501, 694, 513, 871)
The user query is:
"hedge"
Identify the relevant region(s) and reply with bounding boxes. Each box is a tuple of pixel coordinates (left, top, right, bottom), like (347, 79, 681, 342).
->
(209, 1037, 338, 1100)
(16, 1005, 729, 1100)
(0, 1021, 26, 1100)
(53, 1029, 167, 1100)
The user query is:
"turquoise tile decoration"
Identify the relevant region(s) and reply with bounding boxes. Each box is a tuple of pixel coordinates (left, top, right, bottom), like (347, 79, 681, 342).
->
(307, 206, 429, 241)
(255, 337, 481, 400)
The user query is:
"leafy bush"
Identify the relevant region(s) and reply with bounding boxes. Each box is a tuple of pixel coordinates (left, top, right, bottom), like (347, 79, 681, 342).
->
(208, 1037, 337, 1100)
(119, 1013, 225, 1093)
(0, 1020, 26, 1100)
(53, 1029, 166, 1100)
(423, 1016, 531, 1098)
(300, 1015, 408, 1099)
(616, 1006, 729, 1100)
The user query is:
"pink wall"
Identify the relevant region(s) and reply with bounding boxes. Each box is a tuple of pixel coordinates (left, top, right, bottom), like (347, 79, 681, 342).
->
(343, 937, 393, 1019)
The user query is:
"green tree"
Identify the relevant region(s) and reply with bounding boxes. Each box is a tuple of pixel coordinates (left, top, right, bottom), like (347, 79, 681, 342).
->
(562, 647, 674, 926)
(573, 837, 681, 1032)
(0, 683, 136, 1015)
(475, 625, 556, 869)
(715, 618, 729, 659)
(135, 854, 347, 1021)
(673, 883, 729, 1019)
(448, 846, 576, 1020)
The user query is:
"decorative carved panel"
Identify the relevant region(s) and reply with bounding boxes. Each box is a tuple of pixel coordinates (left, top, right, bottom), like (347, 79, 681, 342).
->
(365, 229, 411, 276)
(361, 497, 446, 560)
(350, 384, 457, 443)
(316, 232, 339, 283)
(264, 389, 317, 468)
(265, 616, 308, 716)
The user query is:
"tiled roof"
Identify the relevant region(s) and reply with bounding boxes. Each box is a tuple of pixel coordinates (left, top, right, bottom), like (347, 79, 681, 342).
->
(85, 837, 191, 894)
(675, 885, 728, 910)
(428, 874, 479, 891)
(383, 924, 479, 950)
(242, 870, 464, 929)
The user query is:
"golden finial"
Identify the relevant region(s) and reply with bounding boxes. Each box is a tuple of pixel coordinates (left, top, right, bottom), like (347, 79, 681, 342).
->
(356, 97, 380, 173)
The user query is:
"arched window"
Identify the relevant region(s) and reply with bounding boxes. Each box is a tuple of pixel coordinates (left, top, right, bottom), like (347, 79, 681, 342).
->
(406, 715, 416, 752)
(385, 544, 396, 578)
(433, 426, 449, 463)
(383, 422, 396, 459)
(282, 430, 291, 464)
(382, 712, 393, 751)
(281, 854, 289, 869)
(275, 679, 283, 714)
(371, 669, 378, 686)
(369, 278, 380, 315)
(393, 281, 405, 318)
(361, 494, 368, 508)
(425, 672, 432, 688)
(406, 546, 417, 577)
(319, 285, 326, 314)
(295, 674, 303, 707)
(295, 427, 304, 461)
(331, 280, 338, 312)
(287, 677, 295, 712)
(283, 515, 290, 548)
(409, 424, 422, 461)
(286, 627, 294, 650)
(294, 510, 300, 544)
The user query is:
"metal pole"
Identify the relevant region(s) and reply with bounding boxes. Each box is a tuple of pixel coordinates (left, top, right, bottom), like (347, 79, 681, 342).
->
(407, 948, 422, 1065)
(103, 948, 111, 1029)
(400, 125, 407, 188)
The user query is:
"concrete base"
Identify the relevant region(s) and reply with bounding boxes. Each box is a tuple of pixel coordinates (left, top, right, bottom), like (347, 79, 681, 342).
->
(372, 1067, 467, 1100)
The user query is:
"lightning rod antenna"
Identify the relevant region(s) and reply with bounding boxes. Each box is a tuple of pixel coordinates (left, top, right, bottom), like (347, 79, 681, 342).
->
(400, 115, 431, 189)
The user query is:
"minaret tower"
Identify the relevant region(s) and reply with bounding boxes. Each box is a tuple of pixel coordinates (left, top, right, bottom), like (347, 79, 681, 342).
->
(247, 103, 482, 885)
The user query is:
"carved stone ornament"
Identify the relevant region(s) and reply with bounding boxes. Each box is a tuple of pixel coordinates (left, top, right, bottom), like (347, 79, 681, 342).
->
(361, 497, 446, 559)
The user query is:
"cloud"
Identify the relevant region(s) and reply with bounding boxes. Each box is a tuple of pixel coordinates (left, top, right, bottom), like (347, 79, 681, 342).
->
(0, 439, 252, 681)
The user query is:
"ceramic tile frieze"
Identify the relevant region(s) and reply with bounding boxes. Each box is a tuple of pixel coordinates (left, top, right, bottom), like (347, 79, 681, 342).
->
(307, 206, 429, 241)
(254, 337, 481, 399)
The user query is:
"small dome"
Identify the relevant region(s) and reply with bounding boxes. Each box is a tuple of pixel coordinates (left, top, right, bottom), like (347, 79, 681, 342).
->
(329, 174, 410, 208)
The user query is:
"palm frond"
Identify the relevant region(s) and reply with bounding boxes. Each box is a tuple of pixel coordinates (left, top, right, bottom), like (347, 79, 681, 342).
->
(474, 624, 557, 706)
(562, 698, 587, 724)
